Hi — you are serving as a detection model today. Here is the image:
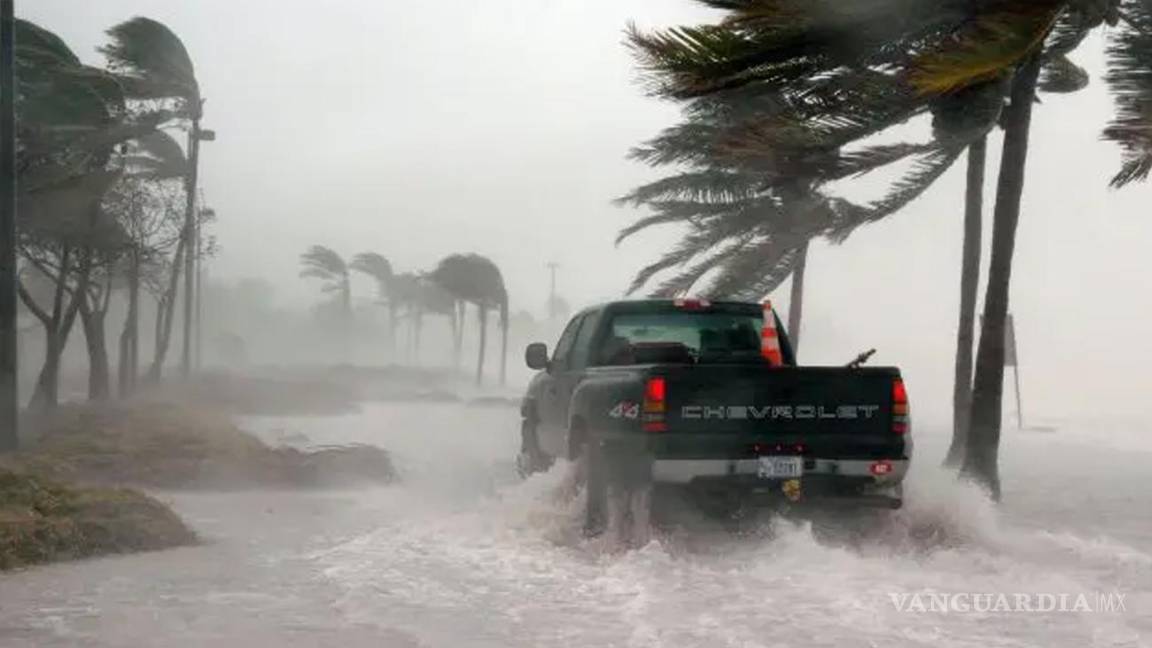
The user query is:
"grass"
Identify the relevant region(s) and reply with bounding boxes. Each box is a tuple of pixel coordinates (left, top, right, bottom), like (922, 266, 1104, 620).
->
(17, 400, 396, 490)
(0, 468, 195, 571)
(0, 396, 395, 570)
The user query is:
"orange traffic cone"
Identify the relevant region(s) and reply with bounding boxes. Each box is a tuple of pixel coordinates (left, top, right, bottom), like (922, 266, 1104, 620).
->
(761, 301, 783, 366)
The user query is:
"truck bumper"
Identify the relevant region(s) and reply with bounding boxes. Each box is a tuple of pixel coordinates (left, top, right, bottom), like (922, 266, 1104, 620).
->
(651, 457, 909, 483)
(650, 458, 908, 509)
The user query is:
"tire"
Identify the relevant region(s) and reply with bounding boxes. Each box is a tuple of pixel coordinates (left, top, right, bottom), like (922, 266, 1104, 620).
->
(516, 419, 553, 479)
(581, 430, 608, 537)
(581, 431, 655, 545)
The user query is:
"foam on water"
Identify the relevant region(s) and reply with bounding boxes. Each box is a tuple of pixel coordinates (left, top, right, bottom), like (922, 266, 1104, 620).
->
(0, 401, 1146, 647)
(284, 403, 1151, 647)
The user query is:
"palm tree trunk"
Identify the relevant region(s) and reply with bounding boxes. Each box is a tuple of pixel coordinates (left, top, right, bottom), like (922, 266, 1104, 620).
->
(787, 241, 809, 357)
(413, 309, 423, 363)
(387, 302, 398, 360)
(455, 300, 466, 370)
(499, 302, 508, 386)
(944, 137, 987, 468)
(448, 304, 459, 367)
(180, 119, 201, 380)
(475, 304, 488, 386)
(961, 56, 1042, 500)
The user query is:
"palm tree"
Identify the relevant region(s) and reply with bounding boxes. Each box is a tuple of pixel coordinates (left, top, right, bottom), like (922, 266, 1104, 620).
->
(414, 276, 460, 364)
(430, 254, 509, 386)
(349, 252, 394, 353)
(625, 0, 1150, 496)
(300, 246, 352, 338)
(14, 19, 157, 410)
(102, 17, 205, 380)
(381, 272, 421, 360)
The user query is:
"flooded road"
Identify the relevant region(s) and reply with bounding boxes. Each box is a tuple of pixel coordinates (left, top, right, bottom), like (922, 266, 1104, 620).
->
(1, 401, 1149, 647)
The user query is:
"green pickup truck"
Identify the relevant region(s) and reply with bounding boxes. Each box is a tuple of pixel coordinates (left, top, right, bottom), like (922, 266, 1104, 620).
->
(517, 299, 911, 537)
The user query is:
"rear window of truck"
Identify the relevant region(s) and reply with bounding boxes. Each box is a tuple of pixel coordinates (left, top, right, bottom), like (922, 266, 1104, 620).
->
(598, 312, 764, 365)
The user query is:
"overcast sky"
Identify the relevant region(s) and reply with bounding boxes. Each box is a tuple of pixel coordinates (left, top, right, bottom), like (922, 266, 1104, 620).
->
(23, 1, 1152, 424)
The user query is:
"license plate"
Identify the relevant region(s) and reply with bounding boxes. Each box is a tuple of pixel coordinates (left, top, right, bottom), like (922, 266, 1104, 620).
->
(757, 456, 803, 479)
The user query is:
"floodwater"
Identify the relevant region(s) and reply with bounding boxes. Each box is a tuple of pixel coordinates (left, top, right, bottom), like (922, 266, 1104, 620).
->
(0, 401, 1149, 647)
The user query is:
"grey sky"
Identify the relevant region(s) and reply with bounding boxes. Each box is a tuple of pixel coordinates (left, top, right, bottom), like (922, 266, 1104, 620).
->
(23, 2, 1152, 422)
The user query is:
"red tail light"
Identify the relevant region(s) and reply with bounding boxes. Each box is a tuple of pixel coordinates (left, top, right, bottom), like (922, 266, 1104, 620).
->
(645, 377, 666, 404)
(673, 298, 711, 310)
(643, 377, 667, 432)
(892, 378, 909, 435)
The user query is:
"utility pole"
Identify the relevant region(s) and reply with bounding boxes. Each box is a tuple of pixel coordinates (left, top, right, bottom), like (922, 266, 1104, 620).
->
(546, 262, 559, 321)
(180, 122, 213, 379)
(194, 199, 206, 372)
(0, 0, 18, 451)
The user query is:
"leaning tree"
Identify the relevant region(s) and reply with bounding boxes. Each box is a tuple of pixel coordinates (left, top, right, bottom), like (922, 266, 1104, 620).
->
(429, 254, 509, 386)
(625, 0, 1151, 497)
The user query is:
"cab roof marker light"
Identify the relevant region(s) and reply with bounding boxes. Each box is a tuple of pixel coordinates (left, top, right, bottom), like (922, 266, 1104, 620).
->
(673, 298, 711, 310)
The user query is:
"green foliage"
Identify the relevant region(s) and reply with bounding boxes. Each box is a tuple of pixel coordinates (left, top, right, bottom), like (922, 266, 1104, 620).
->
(299, 245, 349, 293)
(617, 0, 1140, 299)
(122, 130, 189, 181)
(1104, 0, 1152, 186)
(100, 17, 201, 114)
(350, 252, 394, 286)
(430, 254, 509, 315)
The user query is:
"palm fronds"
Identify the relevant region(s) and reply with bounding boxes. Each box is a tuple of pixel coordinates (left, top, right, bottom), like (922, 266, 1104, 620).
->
(1104, 0, 1152, 187)
(299, 246, 348, 294)
(122, 130, 188, 180)
(908, 1, 1064, 96)
(350, 252, 394, 284)
(101, 17, 200, 113)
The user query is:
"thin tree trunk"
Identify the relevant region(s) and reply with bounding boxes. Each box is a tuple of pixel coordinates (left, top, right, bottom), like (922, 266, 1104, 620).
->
(118, 251, 140, 397)
(499, 303, 508, 386)
(29, 330, 61, 412)
(961, 56, 1042, 500)
(413, 309, 423, 362)
(28, 268, 86, 412)
(787, 241, 809, 357)
(180, 120, 201, 379)
(80, 300, 111, 401)
(476, 304, 488, 386)
(449, 305, 459, 367)
(387, 302, 398, 361)
(117, 325, 130, 397)
(455, 301, 466, 371)
(944, 137, 987, 468)
(149, 236, 186, 382)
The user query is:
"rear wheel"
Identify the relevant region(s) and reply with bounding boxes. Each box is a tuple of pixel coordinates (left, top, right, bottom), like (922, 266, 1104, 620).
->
(516, 419, 553, 478)
(579, 430, 653, 545)
(581, 430, 608, 536)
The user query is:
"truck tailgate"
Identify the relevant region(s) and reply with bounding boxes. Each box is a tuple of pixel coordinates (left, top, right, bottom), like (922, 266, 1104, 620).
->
(653, 365, 905, 459)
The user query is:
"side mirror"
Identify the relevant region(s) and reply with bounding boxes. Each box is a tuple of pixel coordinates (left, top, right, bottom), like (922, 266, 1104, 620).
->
(525, 343, 550, 371)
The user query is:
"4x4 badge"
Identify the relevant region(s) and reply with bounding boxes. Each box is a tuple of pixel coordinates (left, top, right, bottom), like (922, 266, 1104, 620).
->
(608, 402, 640, 420)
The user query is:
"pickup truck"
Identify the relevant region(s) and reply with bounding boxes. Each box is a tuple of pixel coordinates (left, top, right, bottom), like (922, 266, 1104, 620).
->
(517, 299, 911, 537)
